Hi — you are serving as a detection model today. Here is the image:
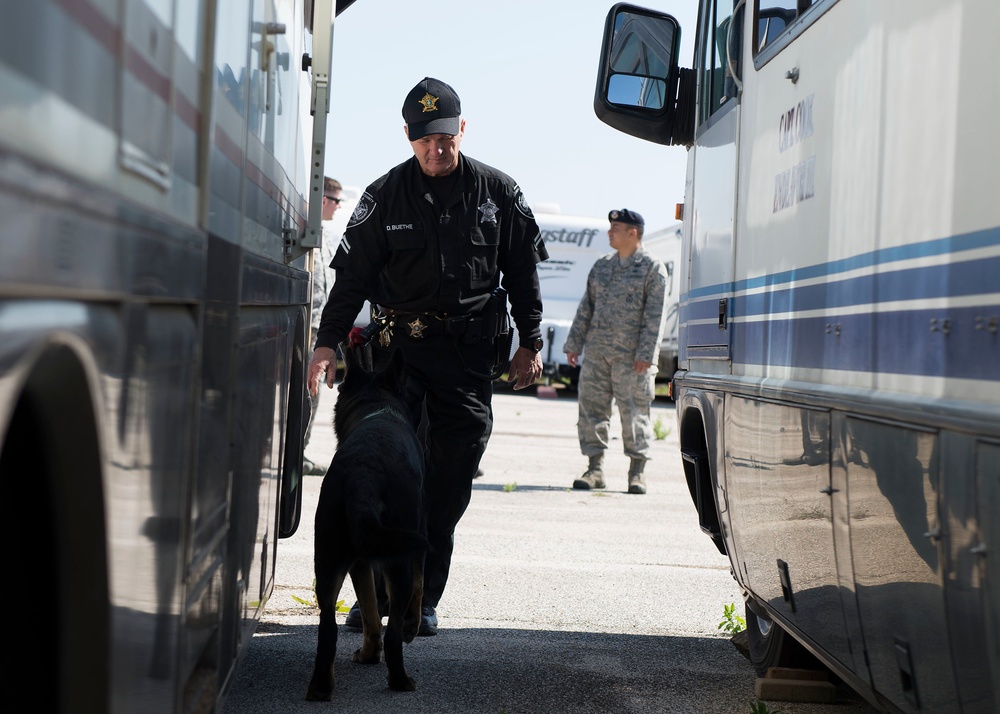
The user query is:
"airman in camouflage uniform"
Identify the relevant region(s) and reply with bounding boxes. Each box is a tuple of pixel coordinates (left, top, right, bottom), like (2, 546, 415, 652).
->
(563, 209, 668, 494)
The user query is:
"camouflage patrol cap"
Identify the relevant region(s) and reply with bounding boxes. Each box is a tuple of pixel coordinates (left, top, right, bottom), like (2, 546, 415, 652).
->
(608, 208, 644, 227)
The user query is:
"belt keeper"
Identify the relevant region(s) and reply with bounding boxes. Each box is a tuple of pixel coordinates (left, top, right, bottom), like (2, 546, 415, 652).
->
(444, 315, 467, 334)
(463, 316, 483, 344)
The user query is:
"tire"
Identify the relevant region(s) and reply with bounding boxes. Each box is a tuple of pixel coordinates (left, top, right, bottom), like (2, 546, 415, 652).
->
(745, 601, 819, 677)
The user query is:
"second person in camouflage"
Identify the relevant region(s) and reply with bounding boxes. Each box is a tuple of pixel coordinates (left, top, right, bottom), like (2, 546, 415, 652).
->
(563, 209, 668, 494)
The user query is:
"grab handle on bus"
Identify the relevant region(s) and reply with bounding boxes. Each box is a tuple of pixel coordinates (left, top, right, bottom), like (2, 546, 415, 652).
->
(727, 0, 746, 94)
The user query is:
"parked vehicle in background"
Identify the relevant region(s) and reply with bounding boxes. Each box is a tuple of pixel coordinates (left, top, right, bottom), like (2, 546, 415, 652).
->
(594, 1, 1000, 713)
(643, 223, 682, 387)
(527, 207, 681, 391)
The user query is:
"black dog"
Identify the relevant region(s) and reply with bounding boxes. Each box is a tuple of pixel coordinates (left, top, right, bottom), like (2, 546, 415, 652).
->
(306, 346, 427, 700)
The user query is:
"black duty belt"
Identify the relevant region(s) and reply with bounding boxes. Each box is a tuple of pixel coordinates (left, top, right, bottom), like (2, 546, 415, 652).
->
(374, 306, 484, 344)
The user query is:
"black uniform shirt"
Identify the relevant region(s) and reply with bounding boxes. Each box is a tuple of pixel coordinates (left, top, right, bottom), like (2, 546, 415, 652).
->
(315, 153, 548, 350)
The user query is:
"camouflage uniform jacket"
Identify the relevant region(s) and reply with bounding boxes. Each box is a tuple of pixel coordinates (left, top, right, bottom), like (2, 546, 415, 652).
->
(563, 247, 668, 364)
(310, 221, 338, 339)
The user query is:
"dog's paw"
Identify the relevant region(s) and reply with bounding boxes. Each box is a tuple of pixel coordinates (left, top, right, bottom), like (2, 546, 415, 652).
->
(352, 646, 381, 665)
(305, 676, 334, 702)
(388, 673, 416, 692)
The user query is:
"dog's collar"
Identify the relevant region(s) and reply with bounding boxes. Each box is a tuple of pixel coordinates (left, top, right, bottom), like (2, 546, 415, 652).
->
(361, 405, 408, 424)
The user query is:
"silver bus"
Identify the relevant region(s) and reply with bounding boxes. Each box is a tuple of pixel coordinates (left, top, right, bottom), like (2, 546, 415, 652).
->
(0, 0, 349, 711)
(594, 1, 1000, 712)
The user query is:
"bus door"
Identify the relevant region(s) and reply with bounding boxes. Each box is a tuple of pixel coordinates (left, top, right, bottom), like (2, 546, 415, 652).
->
(726, 0, 856, 684)
(681, 0, 739, 371)
(733, 3, 957, 709)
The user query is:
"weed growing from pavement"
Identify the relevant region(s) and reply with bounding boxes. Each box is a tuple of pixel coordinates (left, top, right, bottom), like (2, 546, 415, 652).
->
(503, 482, 518, 492)
(718, 602, 746, 634)
(653, 416, 671, 440)
(749, 700, 780, 714)
(291, 578, 349, 612)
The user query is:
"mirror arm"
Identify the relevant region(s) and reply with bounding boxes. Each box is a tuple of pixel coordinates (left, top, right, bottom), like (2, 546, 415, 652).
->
(670, 68, 696, 147)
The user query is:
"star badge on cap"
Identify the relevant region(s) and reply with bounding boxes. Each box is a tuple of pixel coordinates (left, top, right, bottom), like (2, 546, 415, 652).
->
(419, 92, 439, 113)
(479, 198, 499, 224)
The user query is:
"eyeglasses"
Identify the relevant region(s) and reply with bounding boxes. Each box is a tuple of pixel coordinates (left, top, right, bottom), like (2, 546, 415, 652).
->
(324, 195, 344, 204)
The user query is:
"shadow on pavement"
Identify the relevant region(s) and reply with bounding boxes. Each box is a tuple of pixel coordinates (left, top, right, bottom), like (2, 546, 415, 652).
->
(223, 622, 774, 714)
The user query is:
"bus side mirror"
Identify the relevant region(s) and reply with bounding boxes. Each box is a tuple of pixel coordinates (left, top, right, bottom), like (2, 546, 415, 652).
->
(594, 3, 694, 147)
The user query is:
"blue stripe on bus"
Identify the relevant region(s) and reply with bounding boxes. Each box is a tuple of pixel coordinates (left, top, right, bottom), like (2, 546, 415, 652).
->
(684, 322, 729, 347)
(739, 254, 1000, 317)
(681, 299, 726, 323)
(728, 305, 1000, 380)
(685, 224, 1000, 302)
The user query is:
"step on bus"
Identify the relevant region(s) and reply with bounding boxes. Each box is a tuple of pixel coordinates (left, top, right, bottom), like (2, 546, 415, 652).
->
(0, 0, 352, 711)
(594, 1, 1000, 712)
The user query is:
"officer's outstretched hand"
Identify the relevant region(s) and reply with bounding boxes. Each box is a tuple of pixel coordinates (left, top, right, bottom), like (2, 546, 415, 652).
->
(307, 347, 338, 397)
(507, 347, 542, 391)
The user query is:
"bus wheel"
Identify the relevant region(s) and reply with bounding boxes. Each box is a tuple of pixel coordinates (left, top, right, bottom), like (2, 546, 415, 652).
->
(745, 601, 818, 676)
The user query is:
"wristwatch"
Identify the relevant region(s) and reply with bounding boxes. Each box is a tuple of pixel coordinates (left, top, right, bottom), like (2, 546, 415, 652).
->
(525, 337, 543, 353)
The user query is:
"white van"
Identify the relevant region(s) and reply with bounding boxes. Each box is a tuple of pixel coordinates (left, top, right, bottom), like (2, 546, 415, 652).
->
(641, 223, 682, 383)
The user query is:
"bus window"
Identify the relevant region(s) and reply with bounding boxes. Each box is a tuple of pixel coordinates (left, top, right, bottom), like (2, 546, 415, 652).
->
(756, 0, 798, 53)
(698, 0, 739, 125)
(755, 0, 837, 57)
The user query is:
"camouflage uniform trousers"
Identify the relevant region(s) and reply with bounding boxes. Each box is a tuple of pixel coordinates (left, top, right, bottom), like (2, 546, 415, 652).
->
(576, 352, 656, 461)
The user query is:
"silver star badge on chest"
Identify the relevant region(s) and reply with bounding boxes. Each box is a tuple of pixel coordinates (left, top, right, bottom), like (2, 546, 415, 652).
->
(478, 198, 499, 224)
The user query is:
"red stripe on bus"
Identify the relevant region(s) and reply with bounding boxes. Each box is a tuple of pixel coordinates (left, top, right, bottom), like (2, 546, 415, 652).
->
(55, 0, 308, 225)
(214, 127, 244, 171)
(55, 0, 120, 50)
(176, 91, 201, 133)
(125, 45, 171, 105)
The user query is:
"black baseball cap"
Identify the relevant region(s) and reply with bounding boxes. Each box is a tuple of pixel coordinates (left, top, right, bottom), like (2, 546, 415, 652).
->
(608, 208, 644, 227)
(402, 77, 462, 140)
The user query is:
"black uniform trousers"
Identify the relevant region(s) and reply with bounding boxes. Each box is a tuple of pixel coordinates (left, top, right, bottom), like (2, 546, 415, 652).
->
(372, 332, 495, 607)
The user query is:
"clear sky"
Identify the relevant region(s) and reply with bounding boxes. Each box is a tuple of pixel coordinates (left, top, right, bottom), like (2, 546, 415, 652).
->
(324, 0, 698, 233)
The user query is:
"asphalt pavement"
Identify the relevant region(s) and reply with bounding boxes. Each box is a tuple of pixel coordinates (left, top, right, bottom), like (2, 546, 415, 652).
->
(222, 382, 877, 714)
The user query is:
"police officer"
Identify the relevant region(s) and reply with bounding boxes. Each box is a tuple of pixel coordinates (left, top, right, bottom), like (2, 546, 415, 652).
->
(563, 209, 667, 494)
(307, 77, 548, 635)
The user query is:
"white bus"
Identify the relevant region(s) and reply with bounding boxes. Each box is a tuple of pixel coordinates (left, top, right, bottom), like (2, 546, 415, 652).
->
(0, 0, 350, 711)
(594, 1, 1000, 712)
